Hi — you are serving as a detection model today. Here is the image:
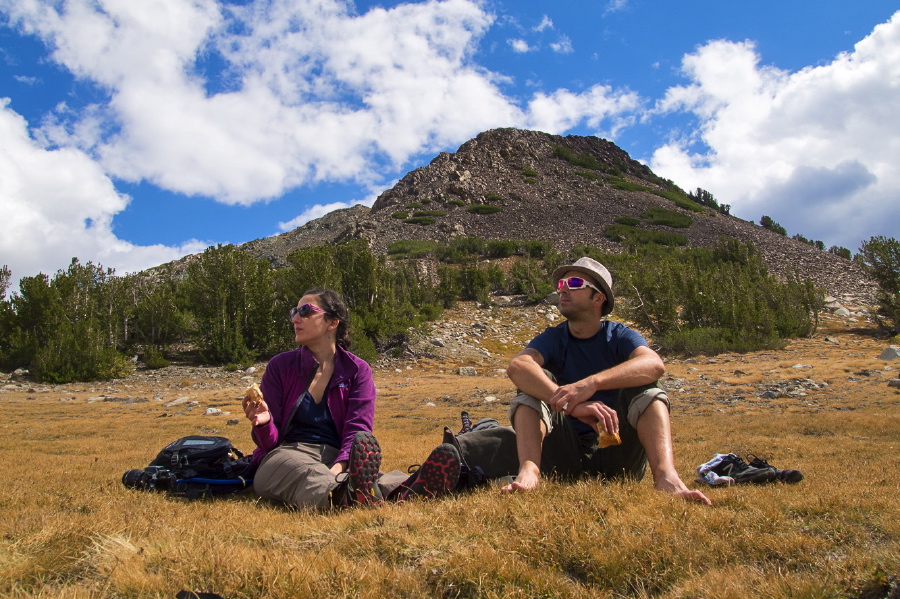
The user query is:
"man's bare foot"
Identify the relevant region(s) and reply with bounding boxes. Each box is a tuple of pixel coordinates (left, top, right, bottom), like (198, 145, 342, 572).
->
(500, 464, 541, 493)
(654, 475, 712, 505)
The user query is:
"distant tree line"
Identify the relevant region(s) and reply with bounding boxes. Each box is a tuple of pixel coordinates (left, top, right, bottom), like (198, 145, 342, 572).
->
(858, 236, 900, 335)
(759, 215, 853, 259)
(5, 232, 868, 382)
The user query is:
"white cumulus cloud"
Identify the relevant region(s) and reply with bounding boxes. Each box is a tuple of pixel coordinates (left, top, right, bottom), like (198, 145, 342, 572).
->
(0, 100, 206, 291)
(649, 12, 900, 251)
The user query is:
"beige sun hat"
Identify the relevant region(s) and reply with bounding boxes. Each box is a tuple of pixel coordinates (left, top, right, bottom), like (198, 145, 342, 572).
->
(551, 257, 615, 316)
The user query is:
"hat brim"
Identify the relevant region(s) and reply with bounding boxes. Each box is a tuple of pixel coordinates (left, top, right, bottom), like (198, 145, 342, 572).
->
(551, 265, 615, 316)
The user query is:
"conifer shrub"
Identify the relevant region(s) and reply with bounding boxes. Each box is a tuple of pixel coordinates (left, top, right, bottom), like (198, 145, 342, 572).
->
(604, 224, 688, 247)
(485, 193, 504, 202)
(859, 236, 900, 333)
(437, 265, 460, 308)
(522, 167, 538, 177)
(32, 323, 135, 383)
(607, 178, 705, 213)
(521, 240, 552, 259)
(525, 177, 537, 184)
(658, 192, 705, 213)
(467, 205, 502, 215)
(391, 211, 409, 219)
(509, 258, 553, 303)
(829, 246, 852, 260)
(486, 240, 517, 258)
(615, 217, 640, 227)
(459, 263, 491, 304)
(387, 240, 443, 258)
(575, 171, 603, 181)
(143, 345, 170, 369)
(403, 217, 435, 225)
(437, 237, 486, 262)
(607, 239, 824, 354)
(608, 178, 647, 192)
(448, 199, 466, 207)
(553, 145, 602, 170)
(760, 215, 787, 235)
(640, 208, 693, 228)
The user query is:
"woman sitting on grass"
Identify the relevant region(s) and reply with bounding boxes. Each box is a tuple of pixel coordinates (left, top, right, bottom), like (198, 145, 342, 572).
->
(242, 288, 461, 509)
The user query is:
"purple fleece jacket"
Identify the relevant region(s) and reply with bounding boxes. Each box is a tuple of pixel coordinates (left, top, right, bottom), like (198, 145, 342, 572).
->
(248, 345, 376, 472)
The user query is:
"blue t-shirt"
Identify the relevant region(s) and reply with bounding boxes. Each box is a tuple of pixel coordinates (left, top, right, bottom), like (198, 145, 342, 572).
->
(528, 320, 648, 433)
(282, 391, 341, 448)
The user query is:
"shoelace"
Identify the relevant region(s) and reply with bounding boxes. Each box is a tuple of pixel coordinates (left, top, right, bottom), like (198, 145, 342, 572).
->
(719, 454, 751, 475)
(746, 453, 769, 469)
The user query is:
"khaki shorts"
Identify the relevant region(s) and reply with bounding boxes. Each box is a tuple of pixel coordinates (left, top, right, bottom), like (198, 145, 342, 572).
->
(508, 386, 670, 433)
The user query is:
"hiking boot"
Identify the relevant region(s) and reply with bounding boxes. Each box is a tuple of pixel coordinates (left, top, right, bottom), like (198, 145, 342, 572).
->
(342, 431, 383, 506)
(700, 453, 777, 485)
(393, 443, 462, 502)
(747, 453, 804, 483)
(459, 410, 473, 434)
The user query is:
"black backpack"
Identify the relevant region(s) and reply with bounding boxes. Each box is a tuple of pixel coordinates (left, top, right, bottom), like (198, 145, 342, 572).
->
(123, 436, 254, 499)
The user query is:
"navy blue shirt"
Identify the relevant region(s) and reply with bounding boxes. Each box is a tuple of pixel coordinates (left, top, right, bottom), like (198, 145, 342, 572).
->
(528, 320, 648, 434)
(283, 391, 341, 448)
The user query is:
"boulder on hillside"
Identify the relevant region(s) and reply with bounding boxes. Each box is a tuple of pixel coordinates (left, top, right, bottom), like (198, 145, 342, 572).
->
(878, 346, 900, 360)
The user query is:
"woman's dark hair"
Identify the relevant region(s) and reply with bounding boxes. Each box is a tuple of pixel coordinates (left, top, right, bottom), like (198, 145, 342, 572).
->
(302, 288, 351, 349)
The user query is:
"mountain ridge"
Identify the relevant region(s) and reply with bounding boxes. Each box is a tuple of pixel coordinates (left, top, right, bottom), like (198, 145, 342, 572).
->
(237, 128, 874, 301)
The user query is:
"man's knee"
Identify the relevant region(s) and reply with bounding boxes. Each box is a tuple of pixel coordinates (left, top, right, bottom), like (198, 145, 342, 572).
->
(508, 392, 553, 434)
(621, 384, 670, 429)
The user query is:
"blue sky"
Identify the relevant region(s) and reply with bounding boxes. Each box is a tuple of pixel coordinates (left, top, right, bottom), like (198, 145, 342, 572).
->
(1, 0, 898, 291)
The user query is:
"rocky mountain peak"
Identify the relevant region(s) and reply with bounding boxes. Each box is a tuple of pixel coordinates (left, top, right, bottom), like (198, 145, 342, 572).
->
(240, 127, 875, 301)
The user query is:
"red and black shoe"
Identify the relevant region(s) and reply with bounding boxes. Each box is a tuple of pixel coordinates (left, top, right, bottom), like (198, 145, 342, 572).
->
(394, 443, 462, 502)
(344, 431, 384, 506)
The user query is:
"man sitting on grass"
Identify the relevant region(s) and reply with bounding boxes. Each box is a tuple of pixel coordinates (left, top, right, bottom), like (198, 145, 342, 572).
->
(471, 257, 710, 504)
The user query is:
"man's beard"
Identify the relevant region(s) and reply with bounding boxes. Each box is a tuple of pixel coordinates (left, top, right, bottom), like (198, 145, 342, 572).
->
(558, 301, 578, 319)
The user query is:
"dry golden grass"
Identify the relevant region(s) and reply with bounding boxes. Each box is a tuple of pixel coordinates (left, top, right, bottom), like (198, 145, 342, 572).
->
(1, 306, 899, 598)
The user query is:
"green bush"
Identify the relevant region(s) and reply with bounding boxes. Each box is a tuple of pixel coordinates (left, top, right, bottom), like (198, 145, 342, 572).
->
(437, 265, 460, 308)
(553, 145, 602, 170)
(524, 177, 537, 184)
(609, 239, 824, 355)
(32, 323, 135, 383)
(522, 168, 538, 177)
(859, 236, 900, 333)
(604, 225, 688, 247)
(485, 193, 504, 202)
(403, 217, 435, 225)
(459, 263, 491, 304)
(760, 215, 787, 235)
(829, 246, 852, 260)
(521, 240, 552, 259)
(615, 217, 641, 227)
(667, 195, 705, 213)
(387, 240, 443, 258)
(608, 178, 647, 192)
(391, 211, 409, 219)
(640, 208, 693, 228)
(143, 345, 170, 369)
(448, 199, 466, 207)
(660, 327, 786, 356)
(575, 171, 603, 181)
(509, 258, 553, 302)
(467, 205, 502, 215)
(486, 240, 517, 258)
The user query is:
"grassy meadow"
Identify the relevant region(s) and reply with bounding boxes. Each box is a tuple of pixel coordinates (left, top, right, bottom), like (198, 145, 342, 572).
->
(1, 304, 899, 598)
